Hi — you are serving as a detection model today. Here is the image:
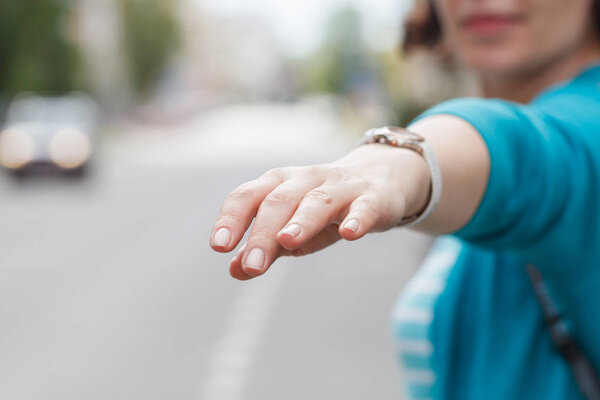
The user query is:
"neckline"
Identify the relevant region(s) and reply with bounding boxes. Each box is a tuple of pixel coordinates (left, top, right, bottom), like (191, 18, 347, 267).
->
(532, 61, 600, 103)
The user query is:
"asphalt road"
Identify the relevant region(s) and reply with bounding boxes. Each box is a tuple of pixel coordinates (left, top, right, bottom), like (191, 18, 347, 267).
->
(0, 117, 434, 400)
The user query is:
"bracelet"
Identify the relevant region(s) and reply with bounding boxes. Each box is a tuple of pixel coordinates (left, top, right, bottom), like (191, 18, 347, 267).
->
(358, 126, 442, 227)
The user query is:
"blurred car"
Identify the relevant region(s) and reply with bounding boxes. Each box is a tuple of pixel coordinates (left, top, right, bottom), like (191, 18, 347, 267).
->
(0, 93, 100, 177)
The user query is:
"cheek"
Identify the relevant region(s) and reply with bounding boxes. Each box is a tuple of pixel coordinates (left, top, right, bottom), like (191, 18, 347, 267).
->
(528, 0, 593, 54)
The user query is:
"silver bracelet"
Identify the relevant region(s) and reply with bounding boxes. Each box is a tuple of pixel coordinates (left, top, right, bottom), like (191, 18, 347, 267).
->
(358, 126, 442, 227)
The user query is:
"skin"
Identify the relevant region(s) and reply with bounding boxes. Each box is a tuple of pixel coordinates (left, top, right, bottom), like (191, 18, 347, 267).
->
(435, 0, 600, 102)
(211, 0, 600, 280)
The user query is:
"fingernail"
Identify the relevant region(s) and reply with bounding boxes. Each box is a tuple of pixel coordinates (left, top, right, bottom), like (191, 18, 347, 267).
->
(343, 219, 359, 233)
(280, 223, 301, 238)
(245, 248, 265, 271)
(213, 228, 231, 247)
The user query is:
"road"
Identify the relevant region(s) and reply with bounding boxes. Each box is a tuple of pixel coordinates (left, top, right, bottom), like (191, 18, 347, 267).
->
(0, 105, 434, 400)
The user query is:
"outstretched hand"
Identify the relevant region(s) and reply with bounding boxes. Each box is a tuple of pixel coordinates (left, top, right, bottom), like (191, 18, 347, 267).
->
(210, 144, 428, 280)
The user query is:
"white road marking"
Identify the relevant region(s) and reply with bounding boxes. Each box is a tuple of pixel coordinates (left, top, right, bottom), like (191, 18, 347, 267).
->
(198, 262, 289, 400)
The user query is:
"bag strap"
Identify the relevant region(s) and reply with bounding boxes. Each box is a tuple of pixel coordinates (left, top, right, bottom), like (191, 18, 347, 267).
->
(526, 265, 600, 400)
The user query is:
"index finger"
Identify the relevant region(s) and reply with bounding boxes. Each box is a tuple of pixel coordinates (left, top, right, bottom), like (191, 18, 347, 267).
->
(210, 171, 283, 252)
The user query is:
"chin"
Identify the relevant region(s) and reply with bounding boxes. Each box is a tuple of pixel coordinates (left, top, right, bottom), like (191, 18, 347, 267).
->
(460, 47, 533, 78)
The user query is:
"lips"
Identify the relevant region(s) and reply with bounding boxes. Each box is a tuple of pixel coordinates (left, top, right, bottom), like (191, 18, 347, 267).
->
(463, 14, 521, 36)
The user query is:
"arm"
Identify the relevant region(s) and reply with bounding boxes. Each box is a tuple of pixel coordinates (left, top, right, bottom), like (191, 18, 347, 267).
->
(416, 96, 599, 271)
(211, 96, 599, 280)
(211, 93, 600, 365)
(209, 108, 491, 280)
(403, 113, 490, 235)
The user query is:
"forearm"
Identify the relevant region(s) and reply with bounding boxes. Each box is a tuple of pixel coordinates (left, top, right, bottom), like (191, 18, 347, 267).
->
(337, 113, 491, 235)
(404, 114, 491, 235)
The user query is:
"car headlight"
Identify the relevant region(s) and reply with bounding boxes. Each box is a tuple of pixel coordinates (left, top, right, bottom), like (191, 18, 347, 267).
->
(0, 128, 35, 169)
(49, 129, 91, 170)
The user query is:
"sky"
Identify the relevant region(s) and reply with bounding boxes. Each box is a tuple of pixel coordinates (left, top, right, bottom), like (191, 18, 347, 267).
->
(192, 0, 413, 57)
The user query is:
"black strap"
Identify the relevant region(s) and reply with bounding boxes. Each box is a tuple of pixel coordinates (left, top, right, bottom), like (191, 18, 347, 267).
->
(526, 265, 600, 400)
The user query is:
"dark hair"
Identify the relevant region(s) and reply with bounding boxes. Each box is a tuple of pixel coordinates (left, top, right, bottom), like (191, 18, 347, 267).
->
(402, 1, 441, 53)
(402, 0, 600, 54)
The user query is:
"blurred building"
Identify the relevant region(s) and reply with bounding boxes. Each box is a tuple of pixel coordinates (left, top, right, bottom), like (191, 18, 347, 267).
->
(178, 3, 294, 101)
(75, 0, 132, 111)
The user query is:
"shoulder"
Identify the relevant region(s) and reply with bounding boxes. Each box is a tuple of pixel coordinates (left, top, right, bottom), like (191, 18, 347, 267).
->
(416, 63, 600, 130)
(529, 63, 600, 124)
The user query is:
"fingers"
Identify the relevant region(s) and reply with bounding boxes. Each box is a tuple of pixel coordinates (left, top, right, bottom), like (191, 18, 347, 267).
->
(240, 178, 319, 277)
(210, 170, 284, 253)
(276, 184, 354, 250)
(285, 224, 342, 256)
(339, 193, 390, 240)
(230, 226, 341, 280)
(213, 162, 407, 280)
(229, 244, 254, 281)
(231, 242, 284, 280)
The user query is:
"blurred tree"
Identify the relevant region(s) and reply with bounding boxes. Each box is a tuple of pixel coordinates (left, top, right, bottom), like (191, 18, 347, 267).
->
(119, 0, 181, 98)
(303, 7, 373, 94)
(300, 6, 465, 127)
(0, 0, 82, 95)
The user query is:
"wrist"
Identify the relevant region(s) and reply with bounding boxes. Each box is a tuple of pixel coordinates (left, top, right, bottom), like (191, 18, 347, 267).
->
(355, 126, 440, 227)
(338, 142, 432, 225)
(401, 149, 432, 221)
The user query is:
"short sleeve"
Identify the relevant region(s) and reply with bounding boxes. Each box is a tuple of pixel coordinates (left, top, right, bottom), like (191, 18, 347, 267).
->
(413, 96, 600, 284)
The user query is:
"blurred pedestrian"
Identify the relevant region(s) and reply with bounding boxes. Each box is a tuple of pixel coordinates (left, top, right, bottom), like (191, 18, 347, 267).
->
(211, 0, 600, 398)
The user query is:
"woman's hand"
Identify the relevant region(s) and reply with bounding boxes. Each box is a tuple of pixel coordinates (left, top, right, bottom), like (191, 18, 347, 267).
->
(210, 143, 431, 280)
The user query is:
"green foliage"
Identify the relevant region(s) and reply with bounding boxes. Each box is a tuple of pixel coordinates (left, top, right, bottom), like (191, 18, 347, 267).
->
(303, 7, 372, 94)
(119, 0, 181, 97)
(0, 0, 82, 95)
(0, 0, 181, 100)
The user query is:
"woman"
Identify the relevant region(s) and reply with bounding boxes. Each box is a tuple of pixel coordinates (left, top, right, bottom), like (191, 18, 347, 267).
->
(210, 0, 600, 398)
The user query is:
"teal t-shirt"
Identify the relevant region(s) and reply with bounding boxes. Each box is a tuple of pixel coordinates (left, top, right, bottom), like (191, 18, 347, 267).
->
(393, 63, 600, 399)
